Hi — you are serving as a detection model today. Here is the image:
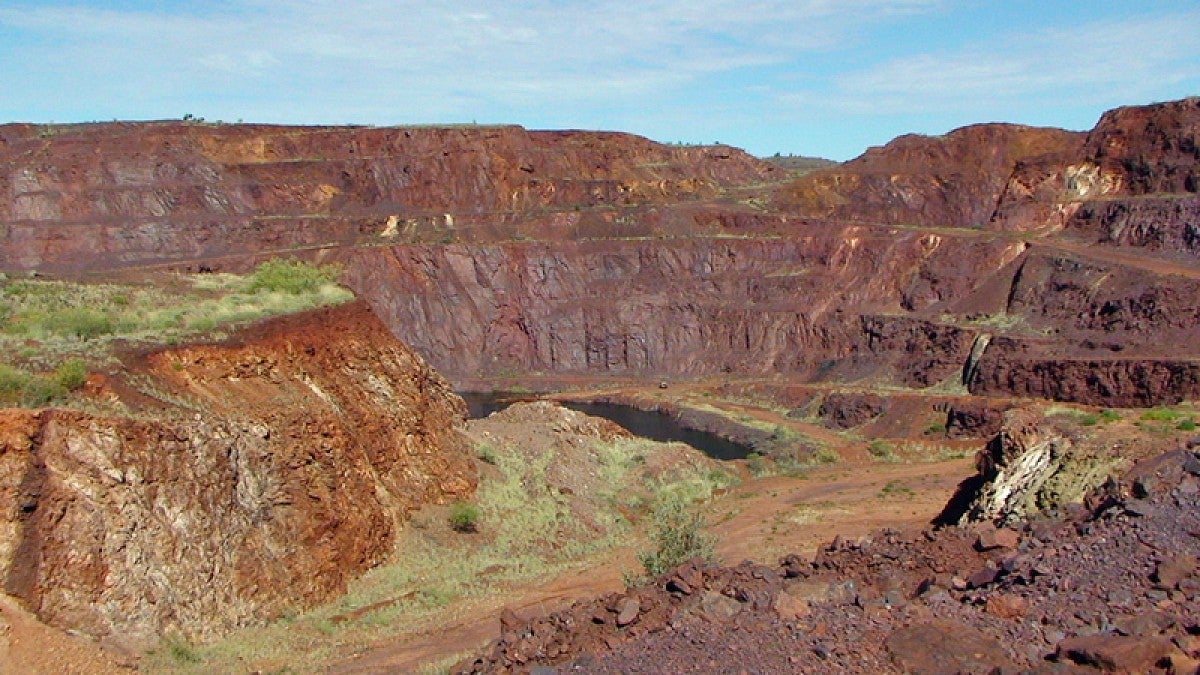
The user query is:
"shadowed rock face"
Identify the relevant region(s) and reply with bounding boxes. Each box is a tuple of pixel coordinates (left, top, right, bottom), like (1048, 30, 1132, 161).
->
(341, 234, 1012, 384)
(0, 302, 474, 649)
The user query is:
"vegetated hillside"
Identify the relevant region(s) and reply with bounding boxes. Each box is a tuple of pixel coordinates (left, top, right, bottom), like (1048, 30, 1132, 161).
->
(2, 99, 1199, 407)
(760, 154, 839, 175)
(0, 301, 474, 650)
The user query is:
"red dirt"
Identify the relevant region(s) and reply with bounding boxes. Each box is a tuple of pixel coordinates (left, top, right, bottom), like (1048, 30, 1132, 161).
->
(460, 444, 1200, 674)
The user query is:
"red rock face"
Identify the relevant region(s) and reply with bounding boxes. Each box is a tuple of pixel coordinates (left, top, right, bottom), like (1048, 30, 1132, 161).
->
(773, 123, 1084, 228)
(2, 99, 1199, 406)
(0, 123, 777, 271)
(0, 302, 474, 649)
(341, 234, 1014, 386)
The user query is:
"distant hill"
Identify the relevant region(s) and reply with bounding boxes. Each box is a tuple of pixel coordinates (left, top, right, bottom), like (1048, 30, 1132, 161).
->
(760, 153, 839, 175)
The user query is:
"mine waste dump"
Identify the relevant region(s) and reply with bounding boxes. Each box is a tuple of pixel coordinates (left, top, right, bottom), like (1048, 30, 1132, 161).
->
(461, 392, 751, 459)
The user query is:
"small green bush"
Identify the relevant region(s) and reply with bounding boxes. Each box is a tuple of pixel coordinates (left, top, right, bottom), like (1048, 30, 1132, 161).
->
(45, 308, 113, 341)
(1178, 419, 1197, 432)
(249, 258, 340, 295)
(745, 452, 771, 478)
(1141, 407, 1184, 422)
(20, 377, 67, 406)
(1098, 409, 1121, 423)
(636, 497, 717, 578)
(448, 501, 481, 533)
(54, 359, 88, 391)
(0, 364, 31, 401)
(867, 439, 896, 461)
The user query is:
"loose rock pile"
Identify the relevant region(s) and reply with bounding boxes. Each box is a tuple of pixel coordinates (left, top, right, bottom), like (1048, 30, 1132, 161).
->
(459, 441, 1200, 674)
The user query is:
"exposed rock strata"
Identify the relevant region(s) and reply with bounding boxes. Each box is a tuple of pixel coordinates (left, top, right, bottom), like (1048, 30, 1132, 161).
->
(343, 236, 1010, 382)
(2, 99, 1199, 408)
(0, 123, 775, 271)
(774, 123, 1083, 228)
(0, 301, 473, 649)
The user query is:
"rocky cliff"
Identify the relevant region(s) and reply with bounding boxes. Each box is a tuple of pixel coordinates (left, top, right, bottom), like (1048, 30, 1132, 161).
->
(773, 123, 1083, 228)
(2, 99, 1199, 407)
(342, 233, 1016, 384)
(0, 301, 474, 649)
(0, 123, 776, 272)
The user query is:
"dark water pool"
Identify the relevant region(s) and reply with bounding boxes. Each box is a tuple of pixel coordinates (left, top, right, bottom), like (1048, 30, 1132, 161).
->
(459, 392, 750, 461)
(559, 401, 750, 461)
(459, 391, 534, 419)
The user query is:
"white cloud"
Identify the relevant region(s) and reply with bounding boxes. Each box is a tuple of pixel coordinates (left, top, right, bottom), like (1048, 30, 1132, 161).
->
(0, 0, 943, 119)
(786, 11, 1200, 116)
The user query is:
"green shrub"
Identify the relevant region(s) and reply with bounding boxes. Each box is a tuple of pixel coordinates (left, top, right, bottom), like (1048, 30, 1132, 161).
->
(54, 359, 88, 391)
(1078, 414, 1100, 427)
(867, 439, 896, 461)
(249, 258, 340, 295)
(20, 377, 67, 406)
(1141, 407, 1184, 422)
(1098, 409, 1121, 423)
(476, 445, 497, 465)
(1179, 419, 1197, 432)
(636, 497, 717, 578)
(0, 364, 31, 401)
(45, 308, 113, 341)
(448, 501, 481, 533)
(745, 452, 771, 478)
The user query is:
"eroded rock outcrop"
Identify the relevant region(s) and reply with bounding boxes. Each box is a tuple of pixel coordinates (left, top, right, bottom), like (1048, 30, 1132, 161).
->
(774, 123, 1083, 228)
(0, 301, 474, 649)
(991, 97, 1200, 240)
(955, 409, 1116, 525)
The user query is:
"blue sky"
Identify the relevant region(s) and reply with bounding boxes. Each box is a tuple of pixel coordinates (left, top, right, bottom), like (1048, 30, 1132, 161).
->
(1, 1, 1198, 160)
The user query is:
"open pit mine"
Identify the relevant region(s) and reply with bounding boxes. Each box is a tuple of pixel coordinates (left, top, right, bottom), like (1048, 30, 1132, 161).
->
(1, 97, 1198, 673)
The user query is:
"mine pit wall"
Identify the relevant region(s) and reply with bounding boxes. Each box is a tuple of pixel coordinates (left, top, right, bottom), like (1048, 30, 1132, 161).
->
(0, 301, 474, 650)
(1063, 196, 1200, 255)
(342, 234, 1017, 385)
(0, 122, 776, 273)
(1005, 248, 1200, 349)
(967, 338, 1200, 407)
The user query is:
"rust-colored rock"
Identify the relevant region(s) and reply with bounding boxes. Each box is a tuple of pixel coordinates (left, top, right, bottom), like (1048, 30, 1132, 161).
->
(4, 99, 1200, 409)
(1057, 634, 1176, 673)
(885, 621, 1015, 674)
(0, 301, 474, 649)
(774, 123, 1083, 228)
(0, 123, 776, 272)
(818, 392, 885, 429)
